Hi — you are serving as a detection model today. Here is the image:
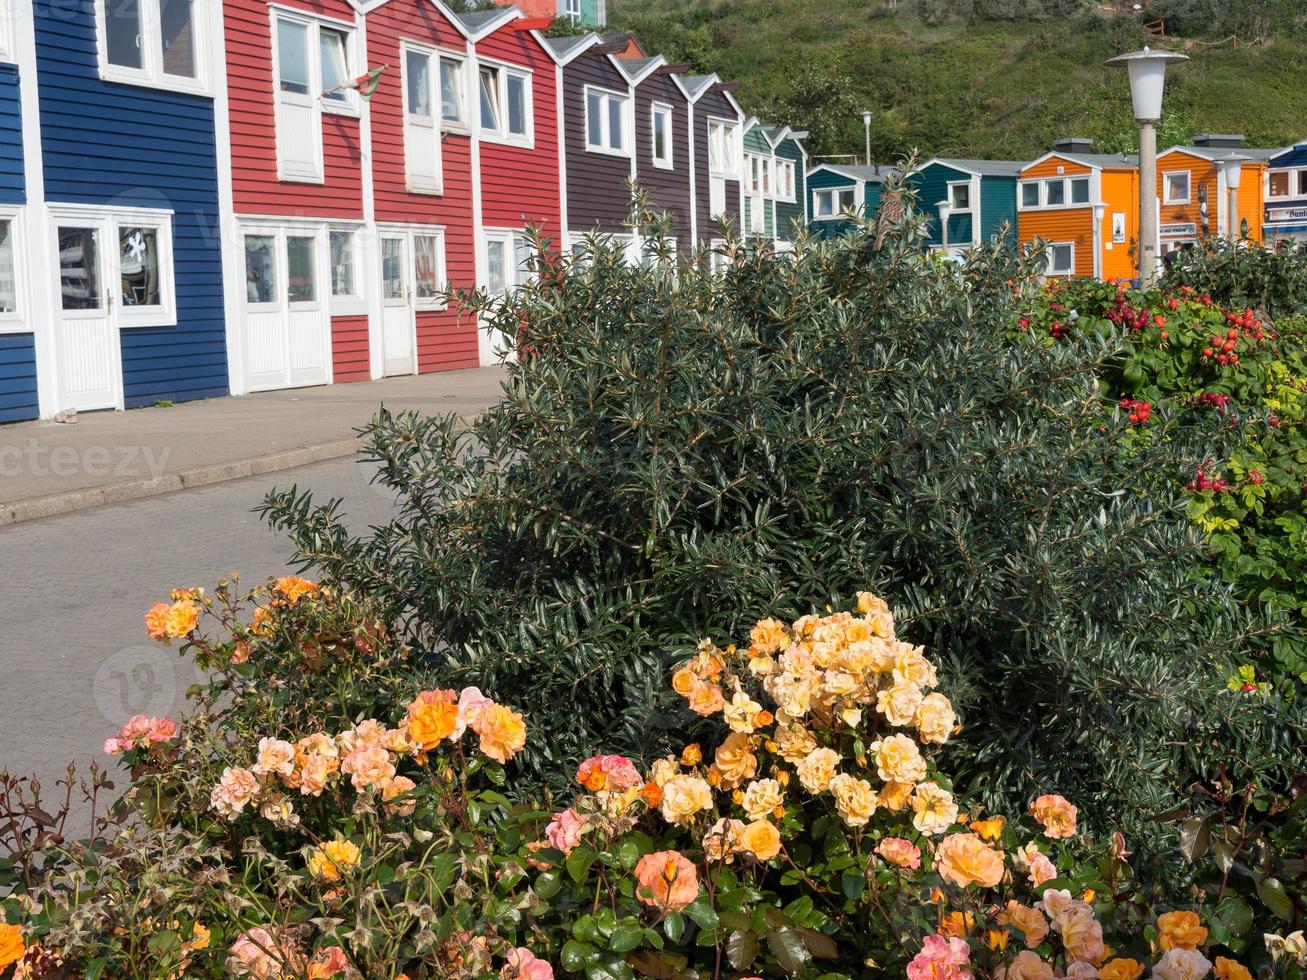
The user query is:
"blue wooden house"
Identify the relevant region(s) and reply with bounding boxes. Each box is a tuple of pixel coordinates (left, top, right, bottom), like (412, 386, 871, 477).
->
(903, 158, 1022, 256)
(0, 0, 230, 422)
(1264, 141, 1307, 246)
(806, 164, 890, 238)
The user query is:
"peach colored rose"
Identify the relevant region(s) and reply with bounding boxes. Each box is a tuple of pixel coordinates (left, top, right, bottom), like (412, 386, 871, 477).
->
(1059, 905, 1105, 964)
(453, 686, 493, 741)
(829, 773, 877, 827)
(472, 704, 527, 763)
(341, 745, 394, 791)
(724, 689, 765, 733)
(880, 780, 914, 812)
(916, 693, 956, 744)
(702, 818, 746, 863)
(750, 618, 789, 655)
(146, 717, 178, 744)
(502, 947, 553, 980)
(873, 734, 927, 784)
(935, 832, 1005, 888)
(295, 755, 337, 797)
(738, 820, 781, 861)
(634, 851, 699, 912)
(253, 737, 296, 778)
(997, 950, 1054, 980)
(877, 682, 924, 727)
(1030, 794, 1078, 838)
(380, 775, 417, 815)
(210, 766, 260, 819)
(998, 901, 1049, 948)
(713, 732, 758, 789)
(576, 755, 642, 793)
(1152, 948, 1213, 980)
(307, 945, 351, 980)
(659, 775, 713, 825)
(774, 724, 818, 766)
(911, 782, 959, 836)
(687, 680, 726, 717)
(875, 837, 922, 870)
(741, 779, 784, 821)
(796, 746, 840, 794)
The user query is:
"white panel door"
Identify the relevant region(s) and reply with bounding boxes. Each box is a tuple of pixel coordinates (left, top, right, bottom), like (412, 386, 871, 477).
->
(242, 230, 330, 392)
(55, 221, 119, 411)
(284, 233, 328, 386)
(380, 234, 414, 376)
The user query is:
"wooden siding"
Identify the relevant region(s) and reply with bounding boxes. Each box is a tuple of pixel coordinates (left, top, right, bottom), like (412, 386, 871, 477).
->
(0, 65, 24, 204)
(773, 136, 804, 242)
(563, 49, 631, 235)
(806, 168, 860, 239)
(1019, 207, 1095, 278)
(1236, 163, 1266, 242)
(909, 161, 965, 247)
(366, 1, 477, 374)
(226, 0, 364, 218)
(694, 88, 740, 243)
(331, 314, 369, 382)
(1157, 151, 1218, 241)
(633, 71, 690, 249)
(980, 177, 1017, 246)
(0, 333, 39, 422)
(478, 28, 562, 244)
(35, 0, 230, 407)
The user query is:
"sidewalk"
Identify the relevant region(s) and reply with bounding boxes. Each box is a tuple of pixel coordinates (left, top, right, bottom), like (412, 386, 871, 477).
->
(0, 367, 508, 525)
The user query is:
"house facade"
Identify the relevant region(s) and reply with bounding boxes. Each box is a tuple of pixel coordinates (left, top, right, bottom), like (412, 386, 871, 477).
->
(682, 74, 743, 254)
(741, 121, 807, 248)
(1017, 143, 1139, 280)
(1263, 140, 1307, 246)
(905, 158, 1021, 255)
(627, 55, 692, 251)
(1154, 136, 1272, 256)
(806, 164, 888, 238)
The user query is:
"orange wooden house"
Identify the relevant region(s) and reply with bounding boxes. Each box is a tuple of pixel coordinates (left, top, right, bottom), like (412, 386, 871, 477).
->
(1154, 136, 1273, 254)
(1017, 140, 1140, 281)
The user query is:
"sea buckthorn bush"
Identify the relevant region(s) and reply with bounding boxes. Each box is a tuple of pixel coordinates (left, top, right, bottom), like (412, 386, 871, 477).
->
(1018, 277, 1307, 694)
(261, 213, 1304, 859)
(2, 588, 1303, 979)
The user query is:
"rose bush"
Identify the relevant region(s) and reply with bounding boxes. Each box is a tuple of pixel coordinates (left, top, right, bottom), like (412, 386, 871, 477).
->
(1, 585, 1302, 978)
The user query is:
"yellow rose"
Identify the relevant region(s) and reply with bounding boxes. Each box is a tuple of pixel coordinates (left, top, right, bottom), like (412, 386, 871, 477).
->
(471, 703, 527, 763)
(1157, 910, 1208, 952)
(1098, 959, 1146, 980)
(876, 682, 923, 727)
(891, 645, 937, 688)
(738, 820, 782, 861)
(796, 747, 840, 794)
(873, 734, 927, 784)
(649, 757, 680, 787)
(0, 923, 24, 971)
(774, 725, 817, 766)
(713, 733, 758, 789)
(749, 617, 788, 655)
(659, 775, 713, 825)
(935, 832, 1005, 888)
(856, 591, 889, 616)
(741, 778, 784, 821)
(829, 773, 877, 827)
(308, 839, 361, 881)
(879, 780, 914, 812)
(723, 689, 764, 734)
(911, 782, 958, 836)
(916, 692, 956, 744)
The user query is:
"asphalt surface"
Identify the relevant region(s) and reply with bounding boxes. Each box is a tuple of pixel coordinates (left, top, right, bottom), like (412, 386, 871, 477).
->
(0, 454, 400, 810)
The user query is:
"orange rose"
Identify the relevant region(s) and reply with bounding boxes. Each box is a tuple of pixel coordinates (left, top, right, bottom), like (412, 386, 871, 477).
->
(406, 690, 459, 750)
(145, 602, 171, 641)
(1030, 794, 1077, 839)
(634, 851, 699, 912)
(940, 911, 975, 938)
(472, 704, 526, 763)
(274, 575, 319, 603)
(935, 832, 1005, 888)
(1098, 959, 1146, 980)
(713, 733, 757, 789)
(687, 681, 726, 717)
(1156, 910, 1207, 952)
(970, 816, 1006, 842)
(1213, 957, 1251, 980)
(738, 820, 781, 861)
(0, 923, 23, 970)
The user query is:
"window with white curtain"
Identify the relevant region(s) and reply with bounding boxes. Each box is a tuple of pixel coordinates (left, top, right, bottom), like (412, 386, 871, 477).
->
(273, 12, 358, 182)
(479, 63, 531, 145)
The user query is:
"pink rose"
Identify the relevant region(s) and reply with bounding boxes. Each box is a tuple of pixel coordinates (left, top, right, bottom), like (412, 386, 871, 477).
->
(907, 935, 972, 980)
(147, 717, 178, 743)
(544, 807, 588, 855)
(576, 754, 643, 793)
(502, 947, 553, 980)
(453, 686, 494, 741)
(104, 737, 125, 755)
(876, 836, 923, 870)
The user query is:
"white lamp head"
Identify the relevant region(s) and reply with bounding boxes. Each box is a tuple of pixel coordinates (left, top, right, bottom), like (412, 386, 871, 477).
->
(1093, 203, 1107, 222)
(1219, 153, 1248, 190)
(1105, 47, 1189, 123)
(861, 110, 872, 127)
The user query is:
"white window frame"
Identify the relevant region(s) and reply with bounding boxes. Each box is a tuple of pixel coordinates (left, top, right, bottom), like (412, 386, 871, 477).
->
(327, 224, 368, 316)
(95, 0, 212, 95)
(947, 180, 971, 212)
(438, 52, 469, 132)
(1018, 175, 1094, 211)
(478, 59, 533, 148)
(271, 8, 359, 183)
(775, 159, 796, 202)
(482, 228, 536, 296)
(51, 203, 179, 328)
(0, 206, 27, 332)
(401, 40, 444, 195)
(1267, 167, 1307, 200)
(1163, 170, 1191, 205)
(650, 101, 673, 170)
(560, 0, 581, 24)
(707, 118, 738, 176)
(813, 186, 856, 220)
(584, 84, 630, 157)
(1044, 242, 1075, 277)
(0, 0, 13, 63)
(409, 226, 448, 312)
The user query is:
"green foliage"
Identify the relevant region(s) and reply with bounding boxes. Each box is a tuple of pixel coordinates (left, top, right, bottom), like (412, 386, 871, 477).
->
(608, 0, 1307, 161)
(261, 205, 1304, 861)
(1020, 277, 1307, 692)
(1164, 241, 1307, 320)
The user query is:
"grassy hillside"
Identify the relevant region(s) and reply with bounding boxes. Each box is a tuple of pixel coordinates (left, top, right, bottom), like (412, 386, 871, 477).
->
(608, 0, 1307, 164)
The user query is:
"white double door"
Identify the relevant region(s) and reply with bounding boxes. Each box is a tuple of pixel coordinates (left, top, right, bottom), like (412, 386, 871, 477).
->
(241, 226, 332, 392)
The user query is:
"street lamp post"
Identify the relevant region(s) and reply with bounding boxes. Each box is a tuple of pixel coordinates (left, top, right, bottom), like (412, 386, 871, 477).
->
(861, 110, 873, 171)
(1106, 46, 1189, 287)
(1219, 153, 1248, 244)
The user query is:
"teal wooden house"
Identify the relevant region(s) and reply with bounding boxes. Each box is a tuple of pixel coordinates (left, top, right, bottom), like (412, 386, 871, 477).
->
(742, 121, 809, 249)
(903, 158, 1023, 255)
(806, 164, 891, 238)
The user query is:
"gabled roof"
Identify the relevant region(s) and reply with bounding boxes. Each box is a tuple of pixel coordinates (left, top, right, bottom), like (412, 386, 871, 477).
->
(613, 55, 667, 85)
(1021, 150, 1138, 174)
(1268, 140, 1307, 165)
(450, 5, 520, 39)
(1159, 145, 1282, 164)
(914, 157, 1025, 178)
(808, 163, 893, 184)
(678, 74, 719, 102)
(535, 31, 602, 65)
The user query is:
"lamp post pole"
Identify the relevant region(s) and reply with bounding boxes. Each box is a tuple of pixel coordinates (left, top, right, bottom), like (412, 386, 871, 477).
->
(861, 110, 873, 170)
(1220, 154, 1247, 244)
(1106, 47, 1188, 287)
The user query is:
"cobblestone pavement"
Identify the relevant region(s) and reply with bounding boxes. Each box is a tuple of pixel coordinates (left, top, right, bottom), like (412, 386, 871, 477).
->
(0, 454, 398, 810)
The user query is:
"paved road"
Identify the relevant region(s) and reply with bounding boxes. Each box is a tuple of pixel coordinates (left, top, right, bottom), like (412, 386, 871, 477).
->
(0, 454, 399, 804)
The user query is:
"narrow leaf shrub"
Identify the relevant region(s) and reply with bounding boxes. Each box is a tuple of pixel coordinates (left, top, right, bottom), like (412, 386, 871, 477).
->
(262, 215, 1304, 856)
(1163, 240, 1307, 319)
